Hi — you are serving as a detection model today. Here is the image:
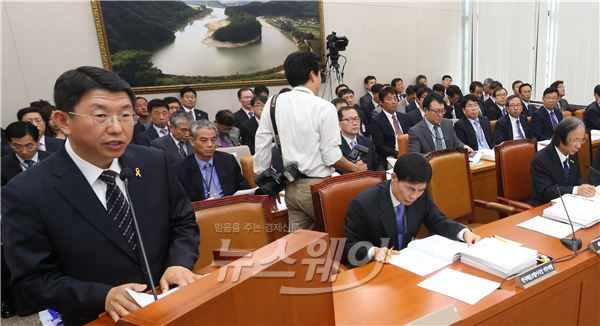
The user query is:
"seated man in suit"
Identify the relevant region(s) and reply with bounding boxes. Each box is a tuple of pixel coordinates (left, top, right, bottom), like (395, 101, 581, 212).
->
(338, 106, 374, 171)
(150, 111, 194, 165)
(133, 99, 170, 146)
(331, 98, 348, 110)
(409, 93, 472, 155)
(233, 87, 255, 128)
(359, 75, 377, 118)
(531, 87, 563, 141)
(174, 120, 249, 202)
(370, 87, 411, 169)
(240, 95, 265, 154)
(415, 74, 428, 86)
(468, 81, 486, 117)
(2, 66, 199, 323)
(368, 83, 385, 118)
(214, 109, 241, 148)
(454, 94, 493, 150)
(484, 86, 508, 121)
(531, 117, 597, 206)
(584, 84, 600, 130)
(339, 88, 369, 134)
(403, 85, 417, 112)
(391, 78, 407, 112)
(180, 86, 209, 121)
(512, 80, 522, 96)
(1, 121, 52, 186)
(134, 97, 150, 129)
(406, 86, 431, 127)
(254, 84, 269, 98)
(163, 96, 182, 117)
(591, 149, 600, 186)
(17, 106, 64, 152)
(342, 153, 480, 267)
(443, 85, 464, 119)
(494, 94, 532, 145)
(518, 83, 535, 116)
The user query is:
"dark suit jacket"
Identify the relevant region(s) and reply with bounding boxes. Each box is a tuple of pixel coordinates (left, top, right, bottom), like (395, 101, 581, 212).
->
(453, 117, 493, 150)
(408, 118, 465, 154)
(521, 102, 534, 117)
(43, 137, 65, 153)
(591, 149, 600, 186)
(339, 134, 376, 171)
(404, 101, 418, 114)
(359, 93, 375, 122)
(1, 151, 52, 186)
(483, 98, 495, 114)
(234, 108, 251, 128)
(484, 104, 504, 121)
(342, 181, 466, 266)
(1, 145, 199, 323)
(494, 115, 532, 145)
(444, 103, 464, 119)
(406, 108, 423, 127)
(239, 117, 259, 154)
(370, 111, 411, 168)
(133, 121, 146, 139)
(133, 126, 161, 146)
(584, 101, 600, 130)
(150, 134, 193, 166)
(173, 151, 249, 202)
(531, 106, 563, 141)
(530, 145, 584, 206)
(181, 107, 209, 121)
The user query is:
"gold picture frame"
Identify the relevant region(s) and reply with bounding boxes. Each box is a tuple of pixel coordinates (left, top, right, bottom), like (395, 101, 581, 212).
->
(91, 0, 325, 94)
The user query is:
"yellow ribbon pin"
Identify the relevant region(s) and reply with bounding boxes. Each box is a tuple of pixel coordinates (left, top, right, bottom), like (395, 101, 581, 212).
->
(135, 168, 142, 178)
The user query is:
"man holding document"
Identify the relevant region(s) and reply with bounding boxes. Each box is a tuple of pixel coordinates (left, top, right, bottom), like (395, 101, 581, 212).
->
(342, 153, 480, 267)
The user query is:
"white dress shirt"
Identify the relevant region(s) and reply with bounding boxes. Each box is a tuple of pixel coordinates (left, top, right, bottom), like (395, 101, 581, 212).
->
(254, 86, 342, 177)
(341, 133, 358, 149)
(16, 152, 40, 171)
(65, 139, 127, 209)
(38, 135, 47, 151)
(182, 106, 196, 121)
(383, 110, 402, 150)
(554, 146, 578, 195)
(153, 125, 169, 137)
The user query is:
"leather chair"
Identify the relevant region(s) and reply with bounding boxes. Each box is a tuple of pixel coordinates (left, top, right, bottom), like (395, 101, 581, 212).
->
(311, 171, 386, 239)
(562, 111, 572, 118)
(191, 195, 273, 271)
(494, 139, 537, 212)
(575, 109, 585, 120)
(240, 156, 256, 188)
(425, 148, 514, 226)
(397, 134, 409, 157)
(490, 120, 497, 139)
(578, 130, 592, 181)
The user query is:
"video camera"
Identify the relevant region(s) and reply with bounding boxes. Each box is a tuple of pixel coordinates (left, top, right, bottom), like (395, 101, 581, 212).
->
(326, 31, 348, 69)
(347, 144, 369, 163)
(255, 164, 300, 196)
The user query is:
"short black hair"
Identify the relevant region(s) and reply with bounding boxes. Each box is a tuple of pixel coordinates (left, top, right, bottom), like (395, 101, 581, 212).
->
(5, 121, 40, 142)
(337, 106, 357, 120)
(551, 117, 584, 147)
(335, 84, 349, 96)
(254, 85, 269, 96)
(519, 83, 532, 92)
(284, 51, 320, 87)
(378, 87, 398, 102)
(492, 87, 507, 97)
(364, 75, 376, 85)
(460, 94, 480, 109)
(442, 75, 452, 81)
(17, 107, 43, 121)
(251, 95, 267, 106)
(135, 96, 147, 103)
(30, 99, 52, 109)
(416, 87, 432, 100)
(393, 153, 432, 184)
(512, 80, 523, 89)
(423, 93, 445, 110)
(391, 78, 403, 88)
(237, 87, 254, 99)
(550, 80, 563, 89)
(338, 88, 355, 97)
(180, 86, 196, 98)
(469, 81, 483, 93)
(506, 94, 521, 106)
(163, 96, 181, 106)
(331, 98, 348, 107)
(405, 85, 416, 96)
(415, 74, 427, 84)
(147, 99, 168, 114)
(594, 84, 600, 97)
(446, 85, 462, 98)
(491, 81, 503, 90)
(215, 109, 235, 126)
(53, 66, 135, 113)
(543, 87, 559, 97)
(371, 83, 384, 95)
(432, 83, 445, 93)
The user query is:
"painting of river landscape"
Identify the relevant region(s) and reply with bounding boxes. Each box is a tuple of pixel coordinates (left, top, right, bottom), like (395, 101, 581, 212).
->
(91, 0, 323, 92)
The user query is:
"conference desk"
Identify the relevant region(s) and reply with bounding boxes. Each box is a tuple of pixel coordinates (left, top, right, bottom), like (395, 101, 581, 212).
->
(332, 204, 600, 325)
(470, 160, 499, 224)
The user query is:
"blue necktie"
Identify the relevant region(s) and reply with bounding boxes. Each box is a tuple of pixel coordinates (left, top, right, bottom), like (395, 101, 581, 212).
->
(550, 111, 559, 129)
(473, 120, 489, 149)
(248, 111, 254, 119)
(515, 119, 525, 139)
(349, 140, 357, 150)
(24, 160, 35, 169)
(396, 205, 405, 248)
(563, 160, 570, 184)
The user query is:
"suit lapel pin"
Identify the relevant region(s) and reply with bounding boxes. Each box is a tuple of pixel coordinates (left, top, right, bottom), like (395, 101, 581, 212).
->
(135, 167, 142, 178)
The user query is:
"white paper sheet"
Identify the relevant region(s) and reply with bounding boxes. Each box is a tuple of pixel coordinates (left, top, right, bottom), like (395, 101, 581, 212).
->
(388, 248, 452, 276)
(517, 215, 581, 238)
(417, 268, 499, 305)
(126, 287, 179, 308)
(233, 187, 258, 196)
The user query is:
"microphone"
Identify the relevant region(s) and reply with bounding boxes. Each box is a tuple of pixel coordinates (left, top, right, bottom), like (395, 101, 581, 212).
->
(120, 167, 159, 301)
(586, 164, 600, 177)
(555, 185, 582, 251)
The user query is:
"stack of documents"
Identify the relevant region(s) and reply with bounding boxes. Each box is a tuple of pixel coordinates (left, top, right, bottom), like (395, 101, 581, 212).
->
(460, 237, 538, 279)
(517, 216, 581, 238)
(544, 194, 600, 228)
(479, 148, 495, 162)
(591, 129, 600, 142)
(537, 139, 551, 151)
(389, 235, 467, 276)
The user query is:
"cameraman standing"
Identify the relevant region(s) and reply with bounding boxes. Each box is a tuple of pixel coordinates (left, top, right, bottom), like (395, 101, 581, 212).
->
(254, 52, 366, 231)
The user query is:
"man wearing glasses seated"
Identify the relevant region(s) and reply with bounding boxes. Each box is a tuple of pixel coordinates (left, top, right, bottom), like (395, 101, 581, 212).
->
(337, 106, 373, 172)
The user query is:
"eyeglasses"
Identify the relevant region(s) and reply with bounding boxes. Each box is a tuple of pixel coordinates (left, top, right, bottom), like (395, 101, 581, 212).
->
(428, 109, 445, 115)
(68, 112, 138, 126)
(568, 138, 585, 145)
(508, 104, 521, 108)
(340, 117, 360, 123)
(11, 143, 36, 151)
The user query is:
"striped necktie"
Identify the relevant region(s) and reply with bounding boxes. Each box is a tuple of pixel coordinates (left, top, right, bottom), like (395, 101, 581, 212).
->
(98, 170, 137, 253)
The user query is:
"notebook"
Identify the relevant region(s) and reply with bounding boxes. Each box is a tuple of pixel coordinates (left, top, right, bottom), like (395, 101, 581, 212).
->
(388, 235, 468, 276)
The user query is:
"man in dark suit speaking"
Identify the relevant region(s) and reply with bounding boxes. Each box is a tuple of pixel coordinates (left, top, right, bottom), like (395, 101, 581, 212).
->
(1, 67, 200, 324)
(342, 153, 481, 267)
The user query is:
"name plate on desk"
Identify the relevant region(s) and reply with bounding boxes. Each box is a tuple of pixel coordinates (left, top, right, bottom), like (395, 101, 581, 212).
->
(590, 236, 600, 253)
(516, 262, 557, 289)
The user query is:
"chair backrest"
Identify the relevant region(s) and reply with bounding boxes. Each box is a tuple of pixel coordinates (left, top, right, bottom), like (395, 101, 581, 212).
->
(575, 109, 585, 120)
(191, 195, 273, 270)
(494, 139, 537, 202)
(579, 130, 592, 181)
(425, 148, 474, 223)
(240, 156, 256, 188)
(490, 120, 497, 139)
(397, 134, 409, 157)
(311, 171, 386, 239)
(562, 111, 572, 118)
(216, 145, 251, 168)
